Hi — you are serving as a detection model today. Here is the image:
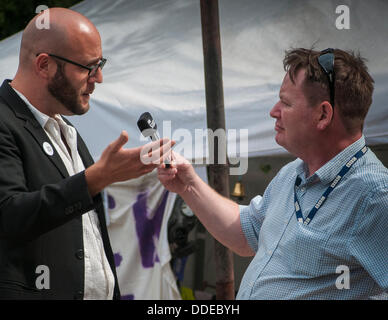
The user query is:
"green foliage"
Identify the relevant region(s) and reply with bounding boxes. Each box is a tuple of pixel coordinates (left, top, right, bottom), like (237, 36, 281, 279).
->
(0, 0, 82, 40)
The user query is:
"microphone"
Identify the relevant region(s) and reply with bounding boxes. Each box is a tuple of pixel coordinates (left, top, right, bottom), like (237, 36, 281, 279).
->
(137, 112, 160, 141)
(137, 112, 171, 168)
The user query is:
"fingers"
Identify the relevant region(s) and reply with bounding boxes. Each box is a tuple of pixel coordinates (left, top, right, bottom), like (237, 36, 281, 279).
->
(110, 130, 129, 153)
(140, 139, 175, 165)
(156, 140, 176, 164)
(146, 138, 175, 150)
(157, 151, 190, 170)
(157, 165, 177, 180)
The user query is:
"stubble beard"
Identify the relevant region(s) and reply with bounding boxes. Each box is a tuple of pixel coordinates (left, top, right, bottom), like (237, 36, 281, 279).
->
(47, 62, 89, 116)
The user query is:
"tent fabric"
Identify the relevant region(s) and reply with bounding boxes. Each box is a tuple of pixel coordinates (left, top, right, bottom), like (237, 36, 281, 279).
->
(0, 0, 387, 161)
(105, 171, 180, 300)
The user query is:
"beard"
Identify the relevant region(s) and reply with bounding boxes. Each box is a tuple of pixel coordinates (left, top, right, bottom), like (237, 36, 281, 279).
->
(47, 63, 89, 115)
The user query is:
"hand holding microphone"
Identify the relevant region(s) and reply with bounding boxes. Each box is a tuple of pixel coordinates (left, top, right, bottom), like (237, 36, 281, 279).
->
(137, 112, 172, 168)
(85, 129, 173, 196)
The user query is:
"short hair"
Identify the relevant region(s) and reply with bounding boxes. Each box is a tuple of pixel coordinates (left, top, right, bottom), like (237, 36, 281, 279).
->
(283, 48, 374, 133)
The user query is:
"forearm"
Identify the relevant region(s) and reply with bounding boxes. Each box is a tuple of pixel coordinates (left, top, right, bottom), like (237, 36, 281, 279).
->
(180, 175, 254, 256)
(84, 161, 110, 197)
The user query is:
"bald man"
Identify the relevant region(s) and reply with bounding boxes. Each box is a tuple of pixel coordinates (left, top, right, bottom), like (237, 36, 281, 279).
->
(0, 8, 172, 299)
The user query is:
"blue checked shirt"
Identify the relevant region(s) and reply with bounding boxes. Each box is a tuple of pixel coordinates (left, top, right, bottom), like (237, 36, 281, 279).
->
(237, 136, 388, 299)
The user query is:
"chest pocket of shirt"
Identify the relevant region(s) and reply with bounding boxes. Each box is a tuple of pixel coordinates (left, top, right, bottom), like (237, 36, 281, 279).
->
(291, 222, 331, 278)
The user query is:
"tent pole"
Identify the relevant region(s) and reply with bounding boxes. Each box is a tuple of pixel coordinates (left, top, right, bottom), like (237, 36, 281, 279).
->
(200, 0, 235, 300)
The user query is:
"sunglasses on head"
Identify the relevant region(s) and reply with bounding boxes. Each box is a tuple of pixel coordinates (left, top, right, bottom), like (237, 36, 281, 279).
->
(317, 48, 335, 108)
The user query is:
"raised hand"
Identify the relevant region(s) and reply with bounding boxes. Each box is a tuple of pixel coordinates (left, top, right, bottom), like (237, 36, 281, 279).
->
(86, 131, 174, 196)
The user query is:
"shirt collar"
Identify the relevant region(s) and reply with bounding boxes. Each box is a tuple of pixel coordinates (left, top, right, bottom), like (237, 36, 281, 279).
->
(296, 135, 366, 185)
(12, 87, 66, 130)
(12, 87, 51, 127)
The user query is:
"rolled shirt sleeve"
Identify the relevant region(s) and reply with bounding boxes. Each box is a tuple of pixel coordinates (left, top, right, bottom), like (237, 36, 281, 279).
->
(239, 195, 263, 253)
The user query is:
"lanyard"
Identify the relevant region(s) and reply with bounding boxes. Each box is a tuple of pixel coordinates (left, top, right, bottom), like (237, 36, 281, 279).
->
(294, 145, 368, 225)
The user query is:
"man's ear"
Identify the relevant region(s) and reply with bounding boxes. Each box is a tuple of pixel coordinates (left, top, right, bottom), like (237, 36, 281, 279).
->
(316, 101, 334, 130)
(35, 54, 50, 79)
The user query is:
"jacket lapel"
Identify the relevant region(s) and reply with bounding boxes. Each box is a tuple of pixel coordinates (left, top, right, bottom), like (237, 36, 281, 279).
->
(61, 116, 95, 169)
(24, 120, 70, 178)
(0, 80, 69, 178)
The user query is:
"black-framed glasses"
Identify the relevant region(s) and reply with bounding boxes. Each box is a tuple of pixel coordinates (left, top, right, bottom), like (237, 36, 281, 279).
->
(318, 48, 335, 108)
(36, 53, 107, 78)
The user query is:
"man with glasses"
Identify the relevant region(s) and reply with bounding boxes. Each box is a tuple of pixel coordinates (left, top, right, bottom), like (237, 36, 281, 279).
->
(158, 48, 388, 299)
(0, 8, 173, 299)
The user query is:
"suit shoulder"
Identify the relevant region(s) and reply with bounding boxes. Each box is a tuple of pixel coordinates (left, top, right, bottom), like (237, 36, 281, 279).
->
(0, 96, 19, 125)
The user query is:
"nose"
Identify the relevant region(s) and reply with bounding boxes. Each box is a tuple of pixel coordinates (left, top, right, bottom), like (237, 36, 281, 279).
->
(270, 101, 281, 119)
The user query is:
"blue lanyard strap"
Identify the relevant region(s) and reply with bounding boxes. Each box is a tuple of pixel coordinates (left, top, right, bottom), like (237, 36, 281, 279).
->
(294, 145, 368, 225)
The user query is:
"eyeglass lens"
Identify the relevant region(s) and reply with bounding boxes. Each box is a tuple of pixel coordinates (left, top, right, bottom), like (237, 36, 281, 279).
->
(89, 59, 106, 77)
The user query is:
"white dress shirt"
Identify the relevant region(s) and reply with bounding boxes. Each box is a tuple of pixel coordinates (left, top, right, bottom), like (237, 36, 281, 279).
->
(13, 88, 115, 300)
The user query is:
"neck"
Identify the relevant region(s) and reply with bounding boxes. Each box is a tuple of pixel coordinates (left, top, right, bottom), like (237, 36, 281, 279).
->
(303, 132, 362, 177)
(11, 74, 59, 118)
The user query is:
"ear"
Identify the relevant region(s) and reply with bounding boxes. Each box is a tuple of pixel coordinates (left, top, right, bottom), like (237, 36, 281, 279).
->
(34, 54, 51, 80)
(316, 101, 333, 131)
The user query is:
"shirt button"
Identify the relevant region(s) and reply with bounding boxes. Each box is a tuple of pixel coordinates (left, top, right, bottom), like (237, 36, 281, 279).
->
(267, 250, 272, 255)
(75, 249, 84, 260)
(301, 187, 306, 192)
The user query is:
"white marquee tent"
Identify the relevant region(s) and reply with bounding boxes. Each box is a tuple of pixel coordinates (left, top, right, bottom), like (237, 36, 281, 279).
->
(1, 0, 388, 161)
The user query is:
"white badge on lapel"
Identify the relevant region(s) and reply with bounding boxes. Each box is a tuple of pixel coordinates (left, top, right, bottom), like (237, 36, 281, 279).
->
(43, 141, 54, 156)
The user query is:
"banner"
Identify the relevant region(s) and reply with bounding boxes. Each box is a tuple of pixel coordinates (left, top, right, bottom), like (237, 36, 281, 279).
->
(105, 170, 180, 300)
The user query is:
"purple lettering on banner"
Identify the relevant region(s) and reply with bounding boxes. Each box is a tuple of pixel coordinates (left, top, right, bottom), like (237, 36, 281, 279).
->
(121, 294, 134, 300)
(114, 253, 123, 267)
(132, 190, 169, 268)
(108, 194, 116, 210)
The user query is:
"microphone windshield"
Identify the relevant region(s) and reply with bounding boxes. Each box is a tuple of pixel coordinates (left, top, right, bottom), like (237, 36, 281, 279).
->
(137, 112, 158, 137)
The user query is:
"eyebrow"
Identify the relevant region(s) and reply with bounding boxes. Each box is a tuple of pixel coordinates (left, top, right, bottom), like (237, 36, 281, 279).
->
(86, 57, 103, 66)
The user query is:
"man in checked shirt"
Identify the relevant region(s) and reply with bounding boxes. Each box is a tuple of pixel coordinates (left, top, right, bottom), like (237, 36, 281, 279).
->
(158, 48, 388, 299)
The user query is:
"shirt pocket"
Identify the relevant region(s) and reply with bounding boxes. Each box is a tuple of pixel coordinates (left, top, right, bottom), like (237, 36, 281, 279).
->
(291, 222, 331, 278)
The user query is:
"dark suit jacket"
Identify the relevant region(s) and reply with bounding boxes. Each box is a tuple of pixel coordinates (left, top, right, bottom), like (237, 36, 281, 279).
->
(0, 80, 120, 300)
